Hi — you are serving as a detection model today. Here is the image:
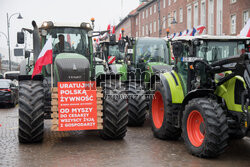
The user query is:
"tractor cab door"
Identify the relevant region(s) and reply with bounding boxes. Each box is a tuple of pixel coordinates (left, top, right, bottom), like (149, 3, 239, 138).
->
(172, 42, 191, 94)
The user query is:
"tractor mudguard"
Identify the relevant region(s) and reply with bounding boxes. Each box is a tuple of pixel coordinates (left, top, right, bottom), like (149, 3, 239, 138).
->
(181, 89, 214, 110)
(18, 75, 43, 81)
(216, 76, 248, 112)
(160, 70, 184, 104)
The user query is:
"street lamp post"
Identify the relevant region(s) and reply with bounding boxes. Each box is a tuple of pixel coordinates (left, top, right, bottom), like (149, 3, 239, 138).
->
(159, 16, 177, 37)
(6, 12, 23, 71)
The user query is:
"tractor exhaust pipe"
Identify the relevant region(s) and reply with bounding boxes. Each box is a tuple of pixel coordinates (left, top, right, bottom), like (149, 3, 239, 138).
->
(32, 21, 41, 63)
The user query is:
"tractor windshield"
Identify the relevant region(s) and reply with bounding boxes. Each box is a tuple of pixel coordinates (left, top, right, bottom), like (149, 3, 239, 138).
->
(45, 27, 89, 55)
(135, 38, 169, 64)
(108, 45, 124, 62)
(196, 41, 245, 63)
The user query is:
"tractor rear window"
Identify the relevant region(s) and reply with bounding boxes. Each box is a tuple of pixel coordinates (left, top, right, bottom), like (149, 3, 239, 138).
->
(196, 41, 245, 63)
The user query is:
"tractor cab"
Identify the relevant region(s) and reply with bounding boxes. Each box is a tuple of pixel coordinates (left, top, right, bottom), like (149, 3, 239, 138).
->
(39, 21, 94, 84)
(171, 35, 250, 94)
(120, 37, 172, 84)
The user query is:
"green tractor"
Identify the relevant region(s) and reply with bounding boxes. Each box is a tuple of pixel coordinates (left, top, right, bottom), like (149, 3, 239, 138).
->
(95, 35, 125, 75)
(118, 36, 173, 126)
(150, 35, 250, 157)
(15, 20, 128, 143)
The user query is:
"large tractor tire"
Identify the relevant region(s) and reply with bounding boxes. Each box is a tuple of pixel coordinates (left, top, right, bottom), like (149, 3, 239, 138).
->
(100, 79, 128, 139)
(182, 98, 228, 158)
(18, 80, 44, 143)
(127, 82, 147, 126)
(150, 83, 181, 140)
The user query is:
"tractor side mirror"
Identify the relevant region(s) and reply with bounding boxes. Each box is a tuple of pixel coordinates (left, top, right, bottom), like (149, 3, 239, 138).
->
(25, 51, 31, 58)
(172, 42, 183, 57)
(14, 48, 24, 56)
(17, 32, 24, 44)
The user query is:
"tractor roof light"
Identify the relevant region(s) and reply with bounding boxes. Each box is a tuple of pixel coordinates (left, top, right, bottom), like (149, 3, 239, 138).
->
(41, 21, 54, 28)
(91, 17, 95, 23)
(121, 28, 125, 32)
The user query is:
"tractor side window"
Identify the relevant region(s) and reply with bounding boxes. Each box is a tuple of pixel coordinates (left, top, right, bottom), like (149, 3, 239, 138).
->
(196, 41, 245, 63)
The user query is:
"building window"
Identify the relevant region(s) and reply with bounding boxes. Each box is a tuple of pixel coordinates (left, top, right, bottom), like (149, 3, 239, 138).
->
(243, 11, 249, 26)
(146, 25, 149, 35)
(231, 0, 237, 4)
(154, 4, 156, 13)
(174, 11, 177, 22)
(231, 14, 236, 34)
(163, 0, 166, 8)
(168, 13, 171, 27)
(208, 0, 214, 35)
(179, 8, 183, 23)
(150, 7, 152, 15)
(150, 22, 152, 34)
(168, 0, 171, 6)
(187, 6, 192, 29)
(194, 2, 198, 28)
(163, 16, 166, 29)
(146, 9, 148, 18)
(154, 21, 157, 33)
(200, 0, 206, 26)
(174, 0, 176, 2)
(142, 26, 145, 36)
(136, 18, 138, 25)
(142, 11, 144, 19)
(216, 0, 223, 35)
(136, 32, 138, 37)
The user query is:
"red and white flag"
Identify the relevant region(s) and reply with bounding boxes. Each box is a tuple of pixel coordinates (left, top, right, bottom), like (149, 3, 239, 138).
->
(196, 25, 206, 34)
(112, 26, 116, 34)
(240, 19, 250, 37)
(32, 38, 53, 78)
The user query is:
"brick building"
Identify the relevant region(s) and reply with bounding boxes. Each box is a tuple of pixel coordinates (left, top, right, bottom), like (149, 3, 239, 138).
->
(116, 0, 250, 38)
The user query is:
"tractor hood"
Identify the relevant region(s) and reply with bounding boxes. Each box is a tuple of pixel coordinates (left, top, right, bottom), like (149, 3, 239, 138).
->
(148, 62, 172, 73)
(54, 53, 90, 84)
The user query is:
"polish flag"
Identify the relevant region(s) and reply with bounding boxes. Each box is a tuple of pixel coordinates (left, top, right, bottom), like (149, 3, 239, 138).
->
(107, 24, 111, 34)
(240, 19, 250, 37)
(112, 26, 116, 34)
(118, 31, 122, 40)
(196, 25, 206, 34)
(32, 38, 53, 78)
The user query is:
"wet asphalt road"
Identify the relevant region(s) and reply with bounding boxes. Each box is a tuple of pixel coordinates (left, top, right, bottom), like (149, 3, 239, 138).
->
(1, 105, 250, 167)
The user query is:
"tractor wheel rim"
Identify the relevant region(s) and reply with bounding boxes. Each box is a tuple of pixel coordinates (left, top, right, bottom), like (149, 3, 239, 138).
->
(187, 110, 205, 147)
(152, 91, 164, 129)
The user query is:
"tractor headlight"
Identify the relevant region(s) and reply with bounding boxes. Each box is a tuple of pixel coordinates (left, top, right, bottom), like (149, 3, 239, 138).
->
(103, 60, 106, 65)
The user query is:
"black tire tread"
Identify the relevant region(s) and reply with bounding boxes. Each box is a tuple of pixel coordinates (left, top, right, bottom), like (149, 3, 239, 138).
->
(182, 98, 228, 158)
(127, 82, 147, 126)
(100, 79, 128, 139)
(18, 80, 44, 143)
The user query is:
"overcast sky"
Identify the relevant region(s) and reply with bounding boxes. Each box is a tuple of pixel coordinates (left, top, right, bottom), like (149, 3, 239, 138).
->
(0, 0, 139, 60)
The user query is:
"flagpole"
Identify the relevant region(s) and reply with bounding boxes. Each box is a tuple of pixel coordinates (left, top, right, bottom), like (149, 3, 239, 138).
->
(51, 62, 53, 88)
